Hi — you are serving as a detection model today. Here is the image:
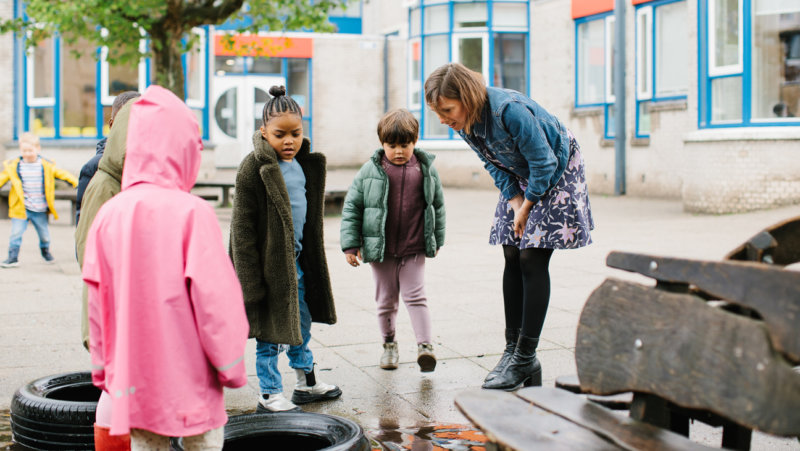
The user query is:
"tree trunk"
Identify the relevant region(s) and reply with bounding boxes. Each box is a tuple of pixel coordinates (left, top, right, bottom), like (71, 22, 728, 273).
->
(149, 27, 185, 100)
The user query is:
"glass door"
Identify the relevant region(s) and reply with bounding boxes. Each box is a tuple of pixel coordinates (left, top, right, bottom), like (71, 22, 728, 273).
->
(212, 75, 285, 168)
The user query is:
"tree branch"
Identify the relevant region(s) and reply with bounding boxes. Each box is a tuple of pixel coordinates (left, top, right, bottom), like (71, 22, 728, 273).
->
(183, 0, 245, 27)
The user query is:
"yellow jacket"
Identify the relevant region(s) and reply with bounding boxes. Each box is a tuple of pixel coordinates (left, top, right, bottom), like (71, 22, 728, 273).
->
(0, 156, 78, 220)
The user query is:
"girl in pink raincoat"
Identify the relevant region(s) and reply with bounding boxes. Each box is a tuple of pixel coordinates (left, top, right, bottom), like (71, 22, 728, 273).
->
(82, 85, 249, 450)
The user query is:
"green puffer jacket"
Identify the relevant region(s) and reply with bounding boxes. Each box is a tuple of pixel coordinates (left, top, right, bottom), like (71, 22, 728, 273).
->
(340, 148, 445, 263)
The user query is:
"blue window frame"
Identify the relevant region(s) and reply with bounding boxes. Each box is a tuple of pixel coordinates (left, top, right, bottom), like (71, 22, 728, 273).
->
(328, 0, 363, 34)
(14, 0, 212, 141)
(215, 1, 363, 35)
(408, 0, 530, 140)
(634, 0, 688, 138)
(574, 11, 616, 139)
(699, 0, 800, 128)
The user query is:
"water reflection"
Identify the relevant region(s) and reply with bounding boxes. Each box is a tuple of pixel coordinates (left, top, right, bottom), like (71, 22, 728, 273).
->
(0, 410, 13, 450)
(365, 421, 488, 451)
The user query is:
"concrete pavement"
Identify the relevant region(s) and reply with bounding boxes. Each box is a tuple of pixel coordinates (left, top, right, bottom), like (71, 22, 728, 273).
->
(1, 180, 799, 449)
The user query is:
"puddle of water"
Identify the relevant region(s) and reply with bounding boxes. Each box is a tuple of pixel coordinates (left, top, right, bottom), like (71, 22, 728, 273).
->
(0, 410, 18, 451)
(365, 422, 488, 451)
(1, 408, 489, 451)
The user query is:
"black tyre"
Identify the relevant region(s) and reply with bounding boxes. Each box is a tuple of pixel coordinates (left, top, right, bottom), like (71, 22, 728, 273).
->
(10, 372, 100, 450)
(223, 412, 370, 451)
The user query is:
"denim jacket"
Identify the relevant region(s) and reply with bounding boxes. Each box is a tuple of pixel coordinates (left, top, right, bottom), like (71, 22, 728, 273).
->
(459, 87, 570, 204)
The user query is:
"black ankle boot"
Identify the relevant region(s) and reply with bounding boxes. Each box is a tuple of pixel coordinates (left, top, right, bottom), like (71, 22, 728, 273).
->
(482, 335, 541, 390)
(484, 328, 519, 383)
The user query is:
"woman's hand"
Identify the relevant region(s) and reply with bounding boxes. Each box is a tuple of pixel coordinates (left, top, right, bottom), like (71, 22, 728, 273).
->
(508, 194, 523, 213)
(345, 250, 362, 267)
(511, 196, 534, 238)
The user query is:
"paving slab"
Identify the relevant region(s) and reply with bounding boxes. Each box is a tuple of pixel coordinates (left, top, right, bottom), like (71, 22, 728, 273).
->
(1, 187, 799, 449)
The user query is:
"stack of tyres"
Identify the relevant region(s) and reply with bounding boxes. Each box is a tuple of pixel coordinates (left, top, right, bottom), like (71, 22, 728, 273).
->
(10, 372, 99, 450)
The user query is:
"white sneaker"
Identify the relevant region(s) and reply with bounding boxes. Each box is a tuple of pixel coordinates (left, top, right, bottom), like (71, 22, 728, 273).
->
(291, 368, 342, 405)
(256, 393, 301, 413)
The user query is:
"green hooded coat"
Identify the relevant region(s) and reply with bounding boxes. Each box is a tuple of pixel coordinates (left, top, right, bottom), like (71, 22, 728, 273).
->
(75, 100, 133, 349)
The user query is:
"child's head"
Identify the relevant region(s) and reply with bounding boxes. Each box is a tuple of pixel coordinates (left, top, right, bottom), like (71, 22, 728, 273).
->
(377, 108, 418, 166)
(18, 132, 41, 163)
(424, 62, 486, 134)
(260, 85, 303, 162)
(110, 91, 141, 128)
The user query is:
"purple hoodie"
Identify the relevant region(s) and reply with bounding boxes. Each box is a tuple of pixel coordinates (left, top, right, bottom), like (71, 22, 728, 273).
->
(381, 153, 427, 258)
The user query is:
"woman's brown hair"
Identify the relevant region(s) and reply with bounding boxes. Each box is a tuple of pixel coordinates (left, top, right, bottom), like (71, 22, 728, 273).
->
(424, 62, 487, 134)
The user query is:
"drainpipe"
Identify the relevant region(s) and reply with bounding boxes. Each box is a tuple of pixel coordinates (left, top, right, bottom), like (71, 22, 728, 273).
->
(614, 0, 626, 195)
(383, 34, 389, 113)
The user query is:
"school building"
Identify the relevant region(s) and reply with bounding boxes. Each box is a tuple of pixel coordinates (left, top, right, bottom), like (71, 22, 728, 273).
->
(1, 0, 799, 213)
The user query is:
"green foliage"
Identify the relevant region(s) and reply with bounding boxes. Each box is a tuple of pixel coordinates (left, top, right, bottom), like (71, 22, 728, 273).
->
(1, 0, 352, 98)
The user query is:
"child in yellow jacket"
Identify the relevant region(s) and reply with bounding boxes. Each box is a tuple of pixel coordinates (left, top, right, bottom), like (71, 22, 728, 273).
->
(0, 132, 78, 267)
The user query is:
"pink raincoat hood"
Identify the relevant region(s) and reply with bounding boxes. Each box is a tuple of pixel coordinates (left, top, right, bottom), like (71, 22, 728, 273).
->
(83, 85, 248, 437)
(121, 85, 203, 192)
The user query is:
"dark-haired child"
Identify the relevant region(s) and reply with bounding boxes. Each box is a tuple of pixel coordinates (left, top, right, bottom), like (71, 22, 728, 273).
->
(340, 108, 445, 372)
(229, 85, 341, 413)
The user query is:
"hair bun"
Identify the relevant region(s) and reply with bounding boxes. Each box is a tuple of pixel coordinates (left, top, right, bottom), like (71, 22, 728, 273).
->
(269, 85, 287, 97)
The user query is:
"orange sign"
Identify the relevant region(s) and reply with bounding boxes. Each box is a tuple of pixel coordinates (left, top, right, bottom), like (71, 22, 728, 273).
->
(214, 35, 313, 58)
(572, 0, 614, 19)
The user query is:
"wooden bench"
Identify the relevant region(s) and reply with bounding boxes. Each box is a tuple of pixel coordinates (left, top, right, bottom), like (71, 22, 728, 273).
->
(191, 180, 348, 216)
(456, 217, 800, 450)
(192, 180, 235, 207)
(0, 188, 79, 226)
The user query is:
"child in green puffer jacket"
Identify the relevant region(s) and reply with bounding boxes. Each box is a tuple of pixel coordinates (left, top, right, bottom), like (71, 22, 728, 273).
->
(340, 108, 446, 372)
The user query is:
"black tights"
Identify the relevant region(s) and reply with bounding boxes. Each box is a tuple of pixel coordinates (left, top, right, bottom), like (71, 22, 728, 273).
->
(502, 245, 554, 339)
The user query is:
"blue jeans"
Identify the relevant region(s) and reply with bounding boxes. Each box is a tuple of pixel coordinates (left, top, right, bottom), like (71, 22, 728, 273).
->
(9, 210, 50, 249)
(255, 260, 314, 394)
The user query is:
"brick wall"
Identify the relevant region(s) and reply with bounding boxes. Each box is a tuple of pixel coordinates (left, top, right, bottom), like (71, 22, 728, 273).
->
(311, 35, 401, 167)
(682, 129, 800, 213)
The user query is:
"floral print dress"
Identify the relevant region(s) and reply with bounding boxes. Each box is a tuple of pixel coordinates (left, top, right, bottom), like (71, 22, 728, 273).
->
(488, 131, 594, 250)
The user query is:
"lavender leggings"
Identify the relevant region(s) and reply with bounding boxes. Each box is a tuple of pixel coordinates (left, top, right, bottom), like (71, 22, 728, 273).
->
(370, 254, 432, 344)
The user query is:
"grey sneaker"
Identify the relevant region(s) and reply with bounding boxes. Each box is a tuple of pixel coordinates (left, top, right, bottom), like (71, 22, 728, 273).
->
(1, 256, 19, 268)
(417, 343, 436, 372)
(380, 342, 399, 370)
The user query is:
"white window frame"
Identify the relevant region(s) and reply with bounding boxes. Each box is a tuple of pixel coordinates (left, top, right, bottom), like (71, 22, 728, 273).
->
(452, 2, 489, 31)
(636, 6, 653, 100)
(491, 2, 529, 31)
(186, 27, 207, 109)
(25, 31, 56, 108)
(604, 15, 616, 103)
(100, 28, 147, 106)
(408, 38, 422, 110)
(452, 32, 490, 82)
(708, 0, 743, 76)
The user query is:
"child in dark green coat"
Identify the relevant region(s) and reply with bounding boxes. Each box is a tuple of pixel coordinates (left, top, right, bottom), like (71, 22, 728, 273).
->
(340, 109, 446, 372)
(230, 86, 340, 413)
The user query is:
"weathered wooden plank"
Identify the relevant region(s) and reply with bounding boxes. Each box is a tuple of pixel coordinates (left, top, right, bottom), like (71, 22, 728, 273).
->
(555, 374, 582, 393)
(725, 216, 800, 265)
(605, 251, 800, 363)
(576, 279, 800, 437)
(516, 388, 713, 451)
(555, 374, 632, 410)
(454, 389, 622, 450)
